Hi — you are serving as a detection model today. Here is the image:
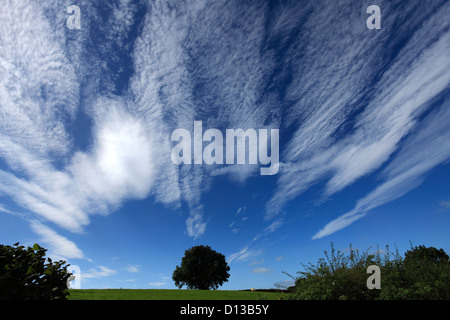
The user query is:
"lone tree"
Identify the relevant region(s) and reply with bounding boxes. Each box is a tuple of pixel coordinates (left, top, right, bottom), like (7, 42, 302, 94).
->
(0, 242, 72, 300)
(172, 245, 230, 290)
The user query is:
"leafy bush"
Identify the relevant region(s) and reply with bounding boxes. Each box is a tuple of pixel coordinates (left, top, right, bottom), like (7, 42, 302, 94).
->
(286, 242, 450, 300)
(379, 245, 450, 300)
(0, 242, 72, 300)
(285, 243, 380, 300)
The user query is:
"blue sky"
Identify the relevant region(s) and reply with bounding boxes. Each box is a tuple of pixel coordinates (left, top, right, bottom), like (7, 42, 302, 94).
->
(0, 0, 449, 290)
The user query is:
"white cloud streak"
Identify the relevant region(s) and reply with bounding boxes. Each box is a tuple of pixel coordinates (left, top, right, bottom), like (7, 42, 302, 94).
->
(128, 0, 279, 238)
(252, 267, 272, 274)
(266, 0, 450, 228)
(126, 264, 140, 273)
(313, 92, 450, 239)
(29, 220, 84, 260)
(227, 246, 263, 264)
(149, 282, 167, 286)
(83, 266, 117, 279)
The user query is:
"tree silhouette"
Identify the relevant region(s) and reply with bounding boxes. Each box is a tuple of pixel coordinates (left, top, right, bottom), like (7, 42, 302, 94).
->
(172, 245, 230, 290)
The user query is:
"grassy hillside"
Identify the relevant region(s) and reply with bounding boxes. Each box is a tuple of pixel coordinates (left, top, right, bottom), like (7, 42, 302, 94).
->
(68, 289, 285, 300)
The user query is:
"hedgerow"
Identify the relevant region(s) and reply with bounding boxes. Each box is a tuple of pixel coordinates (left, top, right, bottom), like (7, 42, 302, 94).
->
(284, 242, 450, 300)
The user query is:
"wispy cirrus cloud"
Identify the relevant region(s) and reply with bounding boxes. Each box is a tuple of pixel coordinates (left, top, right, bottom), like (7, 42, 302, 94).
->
(0, 96, 157, 233)
(227, 216, 284, 265)
(149, 274, 170, 287)
(125, 264, 141, 273)
(227, 245, 263, 265)
(129, 0, 280, 238)
(149, 282, 167, 287)
(1, 0, 449, 250)
(313, 95, 450, 239)
(0, 1, 166, 255)
(265, 0, 450, 237)
(252, 267, 272, 274)
(29, 220, 84, 260)
(0, 0, 78, 157)
(82, 266, 117, 279)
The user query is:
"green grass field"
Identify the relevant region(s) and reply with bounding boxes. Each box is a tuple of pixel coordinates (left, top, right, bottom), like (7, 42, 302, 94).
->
(68, 289, 287, 300)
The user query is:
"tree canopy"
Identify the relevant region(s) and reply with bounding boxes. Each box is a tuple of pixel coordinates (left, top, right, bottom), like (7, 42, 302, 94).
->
(172, 245, 230, 290)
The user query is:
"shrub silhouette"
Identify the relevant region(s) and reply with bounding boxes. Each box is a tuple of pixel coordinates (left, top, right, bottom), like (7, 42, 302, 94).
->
(0, 242, 72, 300)
(172, 245, 230, 290)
